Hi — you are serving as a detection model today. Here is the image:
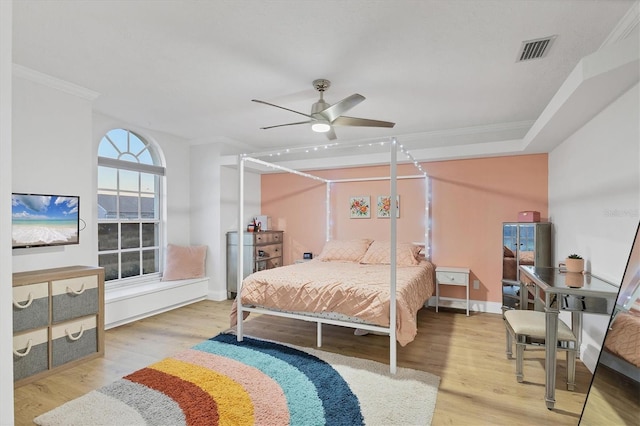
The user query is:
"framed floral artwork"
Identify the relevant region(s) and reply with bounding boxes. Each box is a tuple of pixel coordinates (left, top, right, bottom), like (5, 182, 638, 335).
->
(377, 195, 400, 218)
(349, 196, 371, 218)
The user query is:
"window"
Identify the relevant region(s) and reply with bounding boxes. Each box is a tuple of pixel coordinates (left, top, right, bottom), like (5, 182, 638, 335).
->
(97, 129, 165, 285)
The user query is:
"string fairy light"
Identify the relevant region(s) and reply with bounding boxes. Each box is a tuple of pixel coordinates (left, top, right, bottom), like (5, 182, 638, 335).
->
(241, 137, 430, 251)
(244, 138, 426, 177)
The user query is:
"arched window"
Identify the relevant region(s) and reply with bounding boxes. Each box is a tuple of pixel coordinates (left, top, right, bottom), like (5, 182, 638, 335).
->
(97, 129, 165, 285)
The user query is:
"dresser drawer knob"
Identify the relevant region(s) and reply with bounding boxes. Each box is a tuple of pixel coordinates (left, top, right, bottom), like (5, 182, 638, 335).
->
(13, 293, 34, 309)
(66, 325, 85, 341)
(66, 283, 86, 296)
(13, 340, 33, 357)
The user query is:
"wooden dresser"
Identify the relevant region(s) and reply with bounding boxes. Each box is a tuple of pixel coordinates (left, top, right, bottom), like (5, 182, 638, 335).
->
(12, 265, 105, 387)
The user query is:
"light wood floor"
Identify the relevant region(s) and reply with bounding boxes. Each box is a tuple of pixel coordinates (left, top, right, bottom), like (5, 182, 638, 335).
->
(579, 363, 639, 425)
(14, 300, 593, 425)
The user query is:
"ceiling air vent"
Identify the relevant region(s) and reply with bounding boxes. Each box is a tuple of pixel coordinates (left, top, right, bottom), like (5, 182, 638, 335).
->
(517, 35, 556, 62)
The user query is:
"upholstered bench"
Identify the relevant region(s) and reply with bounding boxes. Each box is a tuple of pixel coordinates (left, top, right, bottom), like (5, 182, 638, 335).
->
(504, 309, 577, 390)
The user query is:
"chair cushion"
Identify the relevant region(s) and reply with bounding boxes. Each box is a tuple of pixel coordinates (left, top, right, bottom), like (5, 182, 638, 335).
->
(504, 310, 576, 342)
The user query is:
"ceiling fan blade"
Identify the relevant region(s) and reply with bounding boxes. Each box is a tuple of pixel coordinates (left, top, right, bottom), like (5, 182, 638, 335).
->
(252, 99, 312, 119)
(319, 94, 365, 122)
(325, 127, 337, 141)
(333, 116, 395, 128)
(260, 120, 311, 130)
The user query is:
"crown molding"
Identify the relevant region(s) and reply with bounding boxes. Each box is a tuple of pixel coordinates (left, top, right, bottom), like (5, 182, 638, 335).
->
(12, 64, 100, 101)
(600, 1, 639, 48)
(524, 34, 639, 153)
(234, 120, 535, 159)
(391, 120, 535, 144)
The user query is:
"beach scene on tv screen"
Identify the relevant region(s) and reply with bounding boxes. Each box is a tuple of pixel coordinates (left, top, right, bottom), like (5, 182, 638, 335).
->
(12, 194, 79, 247)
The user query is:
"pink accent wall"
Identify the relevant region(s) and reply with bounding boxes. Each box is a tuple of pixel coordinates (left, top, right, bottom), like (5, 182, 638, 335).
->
(261, 154, 548, 303)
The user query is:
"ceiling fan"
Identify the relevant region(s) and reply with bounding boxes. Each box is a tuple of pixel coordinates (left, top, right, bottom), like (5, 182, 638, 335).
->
(252, 79, 395, 140)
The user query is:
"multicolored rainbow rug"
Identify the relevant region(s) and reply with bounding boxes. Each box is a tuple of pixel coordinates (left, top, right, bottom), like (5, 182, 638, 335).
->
(34, 333, 440, 425)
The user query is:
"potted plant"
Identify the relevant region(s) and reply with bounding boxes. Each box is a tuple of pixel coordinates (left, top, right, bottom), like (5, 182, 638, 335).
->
(565, 254, 584, 273)
(565, 272, 584, 287)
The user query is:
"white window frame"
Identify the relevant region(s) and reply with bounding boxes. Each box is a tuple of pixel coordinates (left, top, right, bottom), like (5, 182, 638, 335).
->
(97, 129, 165, 288)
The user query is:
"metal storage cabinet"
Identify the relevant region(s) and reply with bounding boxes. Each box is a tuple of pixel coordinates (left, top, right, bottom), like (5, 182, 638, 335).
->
(501, 222, 552, 311)
(227, 230, 283, 298)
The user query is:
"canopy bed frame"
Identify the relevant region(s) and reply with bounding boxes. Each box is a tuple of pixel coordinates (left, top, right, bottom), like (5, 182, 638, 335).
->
(234, 138, 430, 373)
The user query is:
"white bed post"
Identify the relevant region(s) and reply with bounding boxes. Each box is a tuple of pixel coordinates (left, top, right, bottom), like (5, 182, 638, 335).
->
(425, 175, 431, 261)
(318, 182, 331, 347)
(326, 182, 331, 242)
(390, 138, 398, 374)
(236, 155, 245, 342)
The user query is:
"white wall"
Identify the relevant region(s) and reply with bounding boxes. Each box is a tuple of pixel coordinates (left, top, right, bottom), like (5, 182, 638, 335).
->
(190, 143, 224, 299)
(188, 147, 261, 300)
(6, 74, 197, 416)
(10, 71, 230, 309)
(0, 0, 14, 422)
(549, 82, 640, 371)
(219, 164, 261, 238)
(12, 75, 96, 272)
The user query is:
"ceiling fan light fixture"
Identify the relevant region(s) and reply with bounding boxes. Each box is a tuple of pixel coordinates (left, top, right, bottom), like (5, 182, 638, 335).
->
(254, 79, 393, 139)
(311, 120, 331, 133)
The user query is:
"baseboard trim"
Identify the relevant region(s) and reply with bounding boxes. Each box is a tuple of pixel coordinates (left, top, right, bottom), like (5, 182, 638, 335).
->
(426, 296, 503, 314)
(207, 289, 229, 302)
(105, 277, 209, 329)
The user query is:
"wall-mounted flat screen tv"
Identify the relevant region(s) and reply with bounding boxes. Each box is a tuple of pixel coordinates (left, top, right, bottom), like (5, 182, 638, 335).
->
(12, 193, 80, 249)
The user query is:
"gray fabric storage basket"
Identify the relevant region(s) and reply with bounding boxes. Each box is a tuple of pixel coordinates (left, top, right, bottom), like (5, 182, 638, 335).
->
(52, 327, 97, 367)
(13, 297, 49, 333)
(14, 342, 48, 381)
(52, 288, 99, 323)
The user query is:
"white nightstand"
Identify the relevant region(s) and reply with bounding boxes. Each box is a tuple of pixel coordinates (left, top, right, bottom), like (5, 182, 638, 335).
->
(435, 266, 470, 316)
(294, 259, 311, 264)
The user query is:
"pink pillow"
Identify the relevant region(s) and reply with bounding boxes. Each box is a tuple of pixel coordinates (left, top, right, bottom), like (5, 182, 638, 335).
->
(360, 241, 420, 266)
(162, 244, 207, 281)
(317, 239, 372, 262)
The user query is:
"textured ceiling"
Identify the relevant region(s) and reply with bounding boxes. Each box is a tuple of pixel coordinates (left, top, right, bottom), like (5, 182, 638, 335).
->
(12, 0, 637, 161)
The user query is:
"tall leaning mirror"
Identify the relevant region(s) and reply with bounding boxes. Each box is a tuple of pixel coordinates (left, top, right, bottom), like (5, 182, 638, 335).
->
(580, 222, 640, 425)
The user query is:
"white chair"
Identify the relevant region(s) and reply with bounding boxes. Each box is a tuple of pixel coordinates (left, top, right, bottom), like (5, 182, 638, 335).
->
(504, 309, 577, 390)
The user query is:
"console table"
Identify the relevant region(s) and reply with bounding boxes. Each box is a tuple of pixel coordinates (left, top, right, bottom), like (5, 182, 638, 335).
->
(519, 266, 618, 409)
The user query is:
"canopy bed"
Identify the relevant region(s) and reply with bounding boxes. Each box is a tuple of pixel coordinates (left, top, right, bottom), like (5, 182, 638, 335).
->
(233, 138, 432, 373)
(599, 266, 640, 381)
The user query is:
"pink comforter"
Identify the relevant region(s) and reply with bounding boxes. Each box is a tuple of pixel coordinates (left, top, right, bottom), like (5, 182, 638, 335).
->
(230, 259, 435, 346)
(605, 311, 640, 368)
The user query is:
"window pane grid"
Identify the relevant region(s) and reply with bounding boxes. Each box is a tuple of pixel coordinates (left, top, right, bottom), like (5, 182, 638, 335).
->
(98, 128, 163, 285)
